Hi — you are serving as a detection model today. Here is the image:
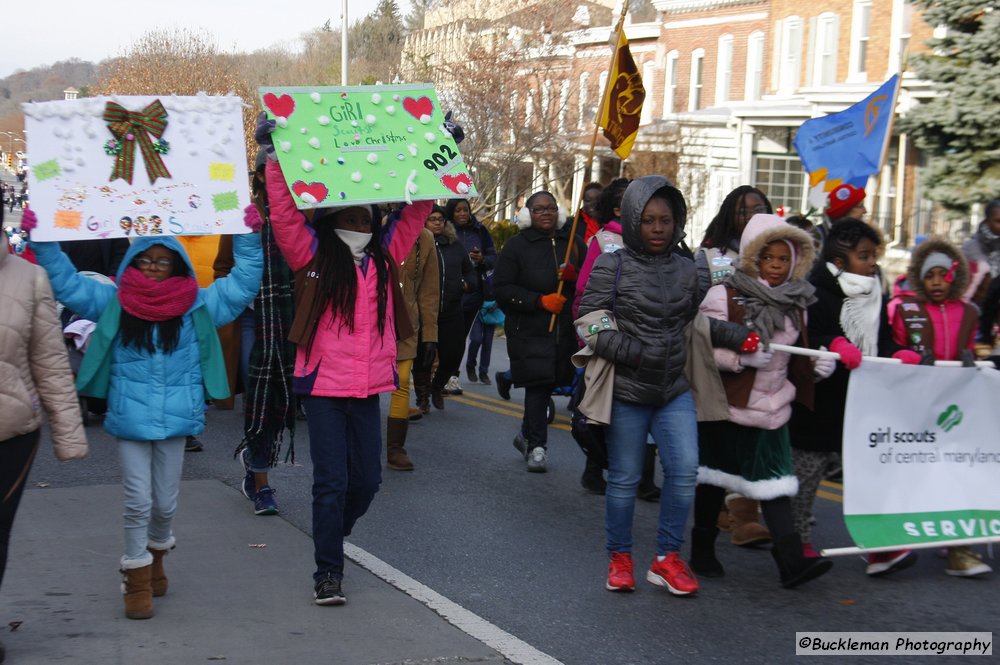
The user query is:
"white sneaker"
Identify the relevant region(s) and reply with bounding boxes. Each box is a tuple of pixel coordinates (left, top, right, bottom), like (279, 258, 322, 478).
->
(443, 376, 463, 395)
(526, 447, 547, 473)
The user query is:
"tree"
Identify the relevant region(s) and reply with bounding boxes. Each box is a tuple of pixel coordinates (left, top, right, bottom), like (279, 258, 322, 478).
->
(900, 1, 1000, 213)
(96, 28, 258, 162)
(350, 0, 406, 83)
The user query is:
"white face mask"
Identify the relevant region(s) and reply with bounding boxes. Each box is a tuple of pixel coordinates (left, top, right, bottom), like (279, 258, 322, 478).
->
(335, 229, 373, 263)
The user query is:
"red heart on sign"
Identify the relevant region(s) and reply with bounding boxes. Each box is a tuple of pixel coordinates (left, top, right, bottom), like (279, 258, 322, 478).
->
(440, 173, 473, 195)
(263, 93, 295, 119)
(291, 181, 329, 203)
(402, 96, 433, 120)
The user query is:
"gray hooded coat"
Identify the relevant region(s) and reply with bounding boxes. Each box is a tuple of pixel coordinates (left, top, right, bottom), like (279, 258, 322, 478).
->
(578, 176, 704, 406)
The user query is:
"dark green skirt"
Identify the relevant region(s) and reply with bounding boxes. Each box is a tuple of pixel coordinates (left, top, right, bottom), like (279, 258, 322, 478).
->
(697, 421, 799, 500)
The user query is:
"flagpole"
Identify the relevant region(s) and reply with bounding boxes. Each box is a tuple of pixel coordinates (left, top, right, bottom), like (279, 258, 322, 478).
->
(549, 1, 629, 333)
(868, 53, 907, 233)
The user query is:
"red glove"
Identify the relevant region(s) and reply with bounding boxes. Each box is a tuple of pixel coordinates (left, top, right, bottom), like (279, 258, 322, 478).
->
(538, 293, 567, 314)
(740, 331, 761, 353)
(830, 336, 862, 370)
(892, 349, 922, 365)
(559, 263, 578, 282)
(20, 206, 38, 232)
(243, 204, 263, 232)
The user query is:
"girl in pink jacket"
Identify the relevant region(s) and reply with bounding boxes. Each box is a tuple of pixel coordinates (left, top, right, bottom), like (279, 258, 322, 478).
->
(259, 118, 431, 606)
(694, 214, 839, 589)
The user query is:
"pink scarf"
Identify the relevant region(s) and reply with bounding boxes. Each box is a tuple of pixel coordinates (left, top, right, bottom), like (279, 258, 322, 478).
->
(118, 266, 198, 321)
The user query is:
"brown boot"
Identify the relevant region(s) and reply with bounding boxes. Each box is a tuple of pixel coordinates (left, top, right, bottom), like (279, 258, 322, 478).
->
(727, 495, 771, 546)
(430, 385, 445, 410)
(121, 558, 154, 620)
(413, 371, 432, 414)
(147, 537, 175, 597)
(408, 407, 423, 422)
(386, 417, 414, 471)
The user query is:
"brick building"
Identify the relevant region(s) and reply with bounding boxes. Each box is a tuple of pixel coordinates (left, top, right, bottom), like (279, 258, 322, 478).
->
(402, 0, 943, 247)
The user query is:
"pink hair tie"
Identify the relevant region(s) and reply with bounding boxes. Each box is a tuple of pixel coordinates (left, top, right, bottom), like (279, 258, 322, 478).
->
(944, 260, 959, 283)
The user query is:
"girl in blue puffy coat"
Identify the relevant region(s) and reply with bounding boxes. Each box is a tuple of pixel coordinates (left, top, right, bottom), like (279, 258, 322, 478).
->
(28, 207, 262, 620)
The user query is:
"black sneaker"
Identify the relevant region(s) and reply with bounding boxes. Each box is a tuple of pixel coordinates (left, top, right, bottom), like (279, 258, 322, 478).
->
(184, 436, 203, 452)
(466, 365, 478, 383)
(495, 372, 512, 400)
(479, 372, 492, 386)
(314, 574, 346, 606)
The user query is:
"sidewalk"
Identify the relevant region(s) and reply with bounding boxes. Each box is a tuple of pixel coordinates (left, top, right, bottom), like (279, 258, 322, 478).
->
(2, 480, 508, 665)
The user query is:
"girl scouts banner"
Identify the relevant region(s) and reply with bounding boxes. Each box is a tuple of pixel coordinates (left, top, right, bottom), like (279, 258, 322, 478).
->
(793, 74, 900, 209)
(24, 95, 251, 241)
(259, 84, 476, 208)
(842, 363, 1000, 550)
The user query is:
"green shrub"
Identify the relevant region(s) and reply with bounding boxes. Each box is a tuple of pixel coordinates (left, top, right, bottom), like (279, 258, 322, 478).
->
(487, 221, 520, 252)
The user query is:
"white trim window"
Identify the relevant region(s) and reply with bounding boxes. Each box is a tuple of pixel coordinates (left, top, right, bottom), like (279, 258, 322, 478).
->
(716, 34, 734, 105)
(640, 60, 655, 123)
(745, 31, 765, 101)
(662, 50, 679, 116)
(578, 72, 590, 129)
(690, 48, 705, 111)
(779, 16, 803, 94)
(811, 12, 839, 86)
(849, 0, 873, 81)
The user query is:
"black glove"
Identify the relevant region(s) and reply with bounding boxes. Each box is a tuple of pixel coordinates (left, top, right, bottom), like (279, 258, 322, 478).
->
(919, 351, 936, 366)
(420, 341, 438, 368)
(959, 349, 976, 368)
(443, 111, 465, 144)
(254, 111, 276, 158)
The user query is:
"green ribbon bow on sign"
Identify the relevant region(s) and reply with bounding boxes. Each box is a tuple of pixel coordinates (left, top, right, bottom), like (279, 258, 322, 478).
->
(103, 99, 172, 185)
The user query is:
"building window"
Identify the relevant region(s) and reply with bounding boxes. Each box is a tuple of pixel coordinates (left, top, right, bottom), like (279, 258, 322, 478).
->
(779, 16, 803, 94)
(663, 50, 679, 116)
(754, 154, 806, 212)
(812, 13, 839, 86)
(850, 0, 872, 80)
(690, 49, 705, 111)
(578, 72, 590, 129)
(716, 34, 734, 105)
(640, 60, 655, 124)
(745, 31, 765, 101)
(558, 80, 570, 133)
(526, 89, 534, 126)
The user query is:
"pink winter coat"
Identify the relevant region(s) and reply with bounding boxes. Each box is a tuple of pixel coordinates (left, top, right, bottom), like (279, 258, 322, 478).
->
(265, 160, 431, 397)
(699, 214, 816, 430)
(573, 221, 623, 319)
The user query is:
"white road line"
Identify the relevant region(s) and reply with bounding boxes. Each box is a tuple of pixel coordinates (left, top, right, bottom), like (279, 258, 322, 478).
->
(345, 542, 564, 665)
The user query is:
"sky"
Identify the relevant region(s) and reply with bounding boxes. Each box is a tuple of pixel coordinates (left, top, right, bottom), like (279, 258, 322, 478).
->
(3, 0, 413, 79)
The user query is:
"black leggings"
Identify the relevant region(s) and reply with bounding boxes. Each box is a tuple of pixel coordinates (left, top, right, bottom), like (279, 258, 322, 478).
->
(433, 307, 467, 390)
(0, 429, 40, 591)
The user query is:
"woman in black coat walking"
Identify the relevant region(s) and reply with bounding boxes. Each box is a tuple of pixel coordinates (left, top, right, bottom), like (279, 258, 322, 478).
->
(493, 191, 585, 472)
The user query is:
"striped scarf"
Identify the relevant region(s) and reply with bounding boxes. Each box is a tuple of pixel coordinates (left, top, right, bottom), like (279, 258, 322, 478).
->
(236, 209, 297, 466)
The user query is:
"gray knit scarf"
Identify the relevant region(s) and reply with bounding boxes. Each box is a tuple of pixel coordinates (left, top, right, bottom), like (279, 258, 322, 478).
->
(725, 270, 817, 346)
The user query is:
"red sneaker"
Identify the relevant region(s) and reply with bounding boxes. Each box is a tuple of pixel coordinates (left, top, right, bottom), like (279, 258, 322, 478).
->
(866, 549, 916, 577)
(606, 552, 635, 592)
(802, 542, 820, 559)
(647, 552, 699, 595)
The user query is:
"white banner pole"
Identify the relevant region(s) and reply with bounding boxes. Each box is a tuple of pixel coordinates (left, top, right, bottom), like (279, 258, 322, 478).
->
(822, 536, 1000, 558)
(768, 343, 994, 368)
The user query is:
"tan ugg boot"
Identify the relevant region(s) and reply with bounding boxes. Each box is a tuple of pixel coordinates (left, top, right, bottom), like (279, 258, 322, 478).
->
(120, 557, 154, 620)
(147, 536, 175, 597)
(727, 495, 771, 546)
(386, 417, 414, 471)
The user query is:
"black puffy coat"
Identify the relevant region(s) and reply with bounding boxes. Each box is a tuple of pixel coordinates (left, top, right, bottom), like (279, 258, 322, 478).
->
(433, 223, 478, 315)
(789, 263, 898, 452)
(578, 175, 704, 406)
(494, 225, 585, 387)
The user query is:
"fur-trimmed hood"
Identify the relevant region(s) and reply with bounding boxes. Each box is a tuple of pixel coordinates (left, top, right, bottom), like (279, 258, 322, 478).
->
(738, 214, 815, 282)
(907, 236, 969, 301)
(433, 220, 459, 244)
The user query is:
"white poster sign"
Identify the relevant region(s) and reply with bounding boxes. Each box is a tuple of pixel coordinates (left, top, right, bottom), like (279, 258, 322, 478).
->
(23, 95, 251, 241)
(842, 363, 1000, 549)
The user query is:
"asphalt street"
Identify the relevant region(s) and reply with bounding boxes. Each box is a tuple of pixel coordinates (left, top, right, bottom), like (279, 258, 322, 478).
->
(11, 336, 998, 665)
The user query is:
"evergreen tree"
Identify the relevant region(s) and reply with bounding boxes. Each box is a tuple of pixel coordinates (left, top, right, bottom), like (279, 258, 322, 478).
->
(901, 2, 1000, 212)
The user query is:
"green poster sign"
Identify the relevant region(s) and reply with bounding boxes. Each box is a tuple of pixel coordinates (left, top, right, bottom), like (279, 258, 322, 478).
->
(259, 84, 477, 209)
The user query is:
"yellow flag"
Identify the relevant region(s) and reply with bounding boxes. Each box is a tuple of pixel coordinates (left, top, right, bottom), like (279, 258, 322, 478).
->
(599, 30, 645, 160)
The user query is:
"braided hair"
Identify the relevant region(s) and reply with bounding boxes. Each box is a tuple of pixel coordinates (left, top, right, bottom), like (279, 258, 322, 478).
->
(700, 185, 773, 249)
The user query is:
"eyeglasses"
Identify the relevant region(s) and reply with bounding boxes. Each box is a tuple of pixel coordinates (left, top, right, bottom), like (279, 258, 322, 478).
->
(530, 205, 559, 215)
(134, 256, 173, 271)
(737, 205, 770, 217)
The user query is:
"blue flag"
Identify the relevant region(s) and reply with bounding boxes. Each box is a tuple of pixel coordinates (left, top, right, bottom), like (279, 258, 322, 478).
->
(794, 74, 900, 208)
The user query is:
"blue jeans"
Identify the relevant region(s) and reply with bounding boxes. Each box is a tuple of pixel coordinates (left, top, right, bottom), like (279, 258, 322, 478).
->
(605, 392, 698, 555)
(303, 395, 382, 582)
(465, 319, 495, 374)
(119, 437, 186, 561)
